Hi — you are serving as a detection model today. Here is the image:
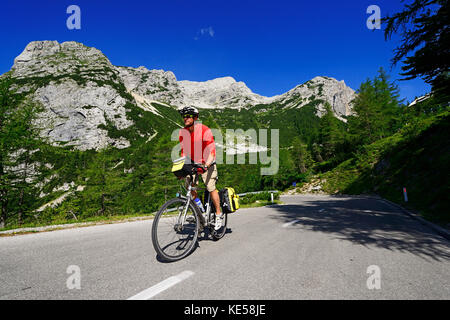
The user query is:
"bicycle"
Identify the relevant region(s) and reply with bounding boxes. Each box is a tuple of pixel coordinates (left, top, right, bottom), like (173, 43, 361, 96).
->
(151, 160, 228, 262)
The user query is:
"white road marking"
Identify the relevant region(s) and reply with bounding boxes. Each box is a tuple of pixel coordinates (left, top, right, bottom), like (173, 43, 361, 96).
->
(127, 270, 195, 300)
(282, 220, 300, 228)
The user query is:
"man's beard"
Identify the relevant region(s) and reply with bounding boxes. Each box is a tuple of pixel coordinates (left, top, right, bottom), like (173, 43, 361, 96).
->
(185, 120, 195, 127)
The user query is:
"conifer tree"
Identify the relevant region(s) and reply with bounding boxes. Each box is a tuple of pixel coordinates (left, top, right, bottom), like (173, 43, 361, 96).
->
(291, 136, 312, 173)
(0, 75, 45, 227)
(347, 68, 402, 146)
(383, 0, 449, 101)
(318, 103, 344, 161)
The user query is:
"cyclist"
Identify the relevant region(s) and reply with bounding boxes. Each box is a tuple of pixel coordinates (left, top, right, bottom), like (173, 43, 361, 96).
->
(177, 106, 224, 230)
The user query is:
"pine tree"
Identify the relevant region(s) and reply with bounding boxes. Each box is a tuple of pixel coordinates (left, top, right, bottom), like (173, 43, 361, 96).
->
(0, 75, 45, 227)
(373, 68, 403, 136)
(318, 103, 344, 161)
(383, 0, 449, 101)
(12, 101, 45, 225)
(311, 143, 323, 163)
(347, 68, 402, 146)
(0, 75, 24, 228)
(291, 136, 312, 173)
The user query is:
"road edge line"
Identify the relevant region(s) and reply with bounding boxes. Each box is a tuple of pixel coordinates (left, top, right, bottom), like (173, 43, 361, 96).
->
(377, 198, 450, 241)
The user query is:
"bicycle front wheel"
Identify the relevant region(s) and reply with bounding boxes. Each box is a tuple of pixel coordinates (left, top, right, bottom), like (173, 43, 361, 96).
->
(151, 198, 199, 262)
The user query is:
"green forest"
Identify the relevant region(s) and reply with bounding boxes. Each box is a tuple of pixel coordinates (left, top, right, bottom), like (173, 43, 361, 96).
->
(0, 0, 448, 230)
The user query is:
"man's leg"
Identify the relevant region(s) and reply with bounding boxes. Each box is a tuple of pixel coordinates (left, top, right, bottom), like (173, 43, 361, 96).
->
(201, 164, 223, 230)
(210, 189, 222, 216)
(202, 165, 220, 214)
(185, 175, 198, 199)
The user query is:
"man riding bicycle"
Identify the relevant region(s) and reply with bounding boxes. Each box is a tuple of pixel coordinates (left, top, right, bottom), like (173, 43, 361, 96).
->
(177, 106, 224, 230)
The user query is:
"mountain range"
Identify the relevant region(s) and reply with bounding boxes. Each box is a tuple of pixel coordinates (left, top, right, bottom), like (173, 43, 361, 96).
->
(6, 40, 356, 151)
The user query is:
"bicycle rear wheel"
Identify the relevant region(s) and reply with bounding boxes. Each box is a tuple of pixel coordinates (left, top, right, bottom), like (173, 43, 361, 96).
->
(151, 198, 199, 262)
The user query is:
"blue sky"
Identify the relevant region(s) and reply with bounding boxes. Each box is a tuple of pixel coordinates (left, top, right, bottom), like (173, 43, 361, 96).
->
(0, 0, 430, 103)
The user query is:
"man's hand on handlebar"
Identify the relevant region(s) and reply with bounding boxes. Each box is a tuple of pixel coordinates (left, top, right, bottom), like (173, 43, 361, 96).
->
(203, 160, 216, 172)
(189, 159, 216, 174)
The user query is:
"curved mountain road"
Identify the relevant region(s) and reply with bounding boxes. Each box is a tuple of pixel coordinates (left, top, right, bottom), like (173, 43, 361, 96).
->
(1, 194, 449, 300)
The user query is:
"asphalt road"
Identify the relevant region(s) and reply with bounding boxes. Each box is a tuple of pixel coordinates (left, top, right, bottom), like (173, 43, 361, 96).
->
(1, 194, 449, 300)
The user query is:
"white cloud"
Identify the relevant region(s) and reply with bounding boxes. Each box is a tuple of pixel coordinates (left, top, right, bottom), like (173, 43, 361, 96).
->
(195, 26, 215, 40)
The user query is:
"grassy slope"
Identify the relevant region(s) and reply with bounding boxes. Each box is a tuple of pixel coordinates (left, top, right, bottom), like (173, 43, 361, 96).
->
(321, 111, 450, 226)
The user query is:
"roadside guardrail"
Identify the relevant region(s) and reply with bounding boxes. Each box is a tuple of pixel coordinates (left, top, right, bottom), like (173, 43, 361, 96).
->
(237, 190, 279, 203)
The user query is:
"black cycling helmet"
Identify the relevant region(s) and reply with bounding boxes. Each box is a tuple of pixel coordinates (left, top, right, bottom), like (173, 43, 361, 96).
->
(178, 106, 199, 117)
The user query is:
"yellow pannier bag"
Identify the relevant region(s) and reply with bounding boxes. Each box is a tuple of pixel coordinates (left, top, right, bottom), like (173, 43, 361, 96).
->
(220, 187, 240, 214)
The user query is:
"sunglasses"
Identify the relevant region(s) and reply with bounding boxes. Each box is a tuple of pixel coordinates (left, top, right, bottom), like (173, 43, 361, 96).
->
(182, 114, 195, 119)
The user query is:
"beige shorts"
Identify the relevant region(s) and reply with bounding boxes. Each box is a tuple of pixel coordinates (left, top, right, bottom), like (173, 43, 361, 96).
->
(185, 164, 218, 192)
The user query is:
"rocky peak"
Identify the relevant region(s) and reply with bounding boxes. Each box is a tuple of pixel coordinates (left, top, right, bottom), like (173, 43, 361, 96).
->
(115, 65, 182, 105)
(9, 41, 131, 151)
(12, 40, 113, 78)
(177, 76, 274, 109)
(276, 76, 356, 120)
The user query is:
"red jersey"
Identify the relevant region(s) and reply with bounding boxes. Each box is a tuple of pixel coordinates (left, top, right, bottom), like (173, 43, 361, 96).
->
(179, 122, 216, 164)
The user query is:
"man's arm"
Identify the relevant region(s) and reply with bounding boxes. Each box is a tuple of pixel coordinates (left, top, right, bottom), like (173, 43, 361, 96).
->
(205, 152, 215, 168)
(179, 129, 186, 157)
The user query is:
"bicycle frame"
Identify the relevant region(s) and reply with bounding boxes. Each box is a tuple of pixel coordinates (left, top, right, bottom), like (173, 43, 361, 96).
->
(176, 173, 211, 230)
(174, 158, 218, 231)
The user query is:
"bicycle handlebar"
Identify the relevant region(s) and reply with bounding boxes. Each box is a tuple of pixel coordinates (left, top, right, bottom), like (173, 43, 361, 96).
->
(177, 157, 216, 177)
(192, 160, 216, 169)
